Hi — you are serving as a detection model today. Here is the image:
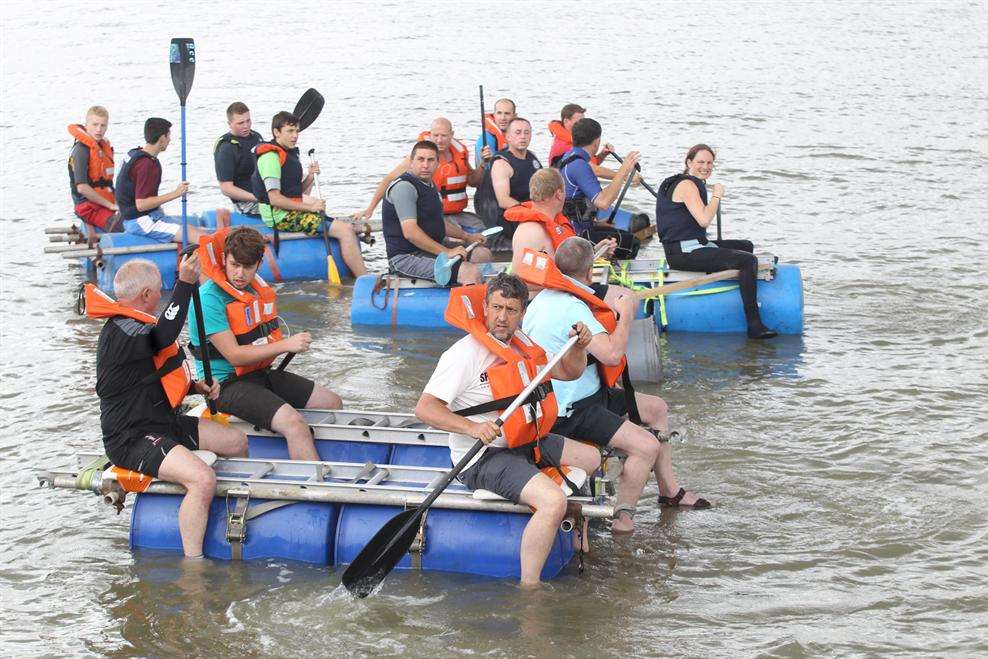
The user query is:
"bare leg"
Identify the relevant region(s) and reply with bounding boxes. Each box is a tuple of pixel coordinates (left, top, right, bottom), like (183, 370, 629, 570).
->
(329, 220, 367, 277)
(516, 473, 568, 586)
(269, 403, 319, 461)
(635, 393, 702, 505)
(306, 383, 342, 409)
(158, 446, 217, 557)
(606, 421, 660, 533)
(197, 418, 248, 457)
(559, 439, 601, 475)
(469, 245, 493, 263)
(456, 261, 482, 284)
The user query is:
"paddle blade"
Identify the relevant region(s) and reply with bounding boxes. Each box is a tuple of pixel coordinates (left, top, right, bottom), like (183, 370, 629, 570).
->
(293, 88, 325, 131)
(341, 508, 421, 597)
(202, 406, 230, 426)
(327, 254, 342, 286)
(169, 38, 196, 105)
(433, 253, 453, 286)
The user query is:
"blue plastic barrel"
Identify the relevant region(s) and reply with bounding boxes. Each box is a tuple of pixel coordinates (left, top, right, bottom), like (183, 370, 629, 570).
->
(598, 208, 649, 233)
(656, 263, 804, 334)
(334, 504, 575, 579)
(130, 493, 339, 564)
(96, 233, 180, 292)
(389, 444, 452, 468)
(247, 434, 392, 464)
(351, 275, 452, 327)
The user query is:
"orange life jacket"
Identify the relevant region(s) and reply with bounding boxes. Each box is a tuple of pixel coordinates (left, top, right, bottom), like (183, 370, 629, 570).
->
(514, 248, 626, 387)
(502, 201, 577, 251)
(483, 113, 507, 151)
(444, 284, 558, 449)
(68, 124, 115, 204)
(84, 283, 192, 408)
(547, 120, 604, 167)
(197, 228, 283, 376)
(418, 131, 470, 214)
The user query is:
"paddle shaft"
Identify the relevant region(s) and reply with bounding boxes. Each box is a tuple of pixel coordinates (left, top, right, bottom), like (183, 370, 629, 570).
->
(608, 152, 659, 199)
(181, 104, 188, 247)
(635, 269, 741, 300)
(277, 352, 295, 371)
(366, 334, 581, 572)
(189, 285, 218, 415)
(605, 161, 637, 224)
(716, 204, 723, 241)
(479, 85, 489, 155)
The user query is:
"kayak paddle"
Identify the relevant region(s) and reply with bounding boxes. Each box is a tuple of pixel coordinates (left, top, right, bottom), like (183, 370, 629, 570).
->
(307, 148, 341, 286)
(169, 37, 195, 248)
(479, 85, 490, 160)
(294, 88, 325, 132)
(433, 226, 502, 286)
(608, 152, 659, 200)
(180, 244, 228, 425)
(341, 333, 581, 598)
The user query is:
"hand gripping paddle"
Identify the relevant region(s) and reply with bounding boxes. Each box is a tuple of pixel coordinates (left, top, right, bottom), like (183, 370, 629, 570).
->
(433, 226, 502, 286)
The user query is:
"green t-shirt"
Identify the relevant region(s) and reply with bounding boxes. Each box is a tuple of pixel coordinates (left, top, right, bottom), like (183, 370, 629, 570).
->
(257, 151, 288, 227)
(186, 280, 237, 383)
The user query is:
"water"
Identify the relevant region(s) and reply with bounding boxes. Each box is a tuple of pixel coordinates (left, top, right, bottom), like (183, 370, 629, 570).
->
(2, 1, 987, 656)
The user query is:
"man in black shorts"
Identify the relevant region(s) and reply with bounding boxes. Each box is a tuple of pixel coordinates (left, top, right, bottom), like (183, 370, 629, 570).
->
(92, 255, 248, 558)
(522, 238, 710, 534)
(415, 273, 598, 586)
(188, 226, 342, 461)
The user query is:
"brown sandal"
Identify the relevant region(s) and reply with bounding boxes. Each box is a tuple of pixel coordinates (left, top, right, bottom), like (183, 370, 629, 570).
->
(659, 487, 711, 509)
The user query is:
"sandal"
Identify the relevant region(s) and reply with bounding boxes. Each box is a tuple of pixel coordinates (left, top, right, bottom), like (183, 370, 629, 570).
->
(659, 487, 711, 510)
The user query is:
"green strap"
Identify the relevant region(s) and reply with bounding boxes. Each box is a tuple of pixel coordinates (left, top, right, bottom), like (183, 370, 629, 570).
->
(657, 259, 668, 328)
(76, 454, 111, 491)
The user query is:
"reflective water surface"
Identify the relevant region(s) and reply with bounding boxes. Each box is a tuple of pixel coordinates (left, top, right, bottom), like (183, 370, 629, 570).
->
(2, 1, 987, 656)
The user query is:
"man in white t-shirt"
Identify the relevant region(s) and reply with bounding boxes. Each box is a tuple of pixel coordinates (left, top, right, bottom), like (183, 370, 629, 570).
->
(415, 272, 599, 586)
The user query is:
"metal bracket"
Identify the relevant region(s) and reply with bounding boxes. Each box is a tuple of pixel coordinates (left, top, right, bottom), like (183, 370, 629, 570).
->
(407, 508, 428, 569)
(225, 489, 250, 559)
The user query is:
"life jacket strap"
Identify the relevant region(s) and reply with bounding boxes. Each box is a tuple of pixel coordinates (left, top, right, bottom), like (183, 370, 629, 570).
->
(139, 352, 187, 385)
(452, 381, 553, 418)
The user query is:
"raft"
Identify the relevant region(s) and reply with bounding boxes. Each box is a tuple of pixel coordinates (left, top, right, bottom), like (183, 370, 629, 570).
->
(51, 211, 354, 294)
(38, 410, 617, 580)
(350, 255, 803, 335)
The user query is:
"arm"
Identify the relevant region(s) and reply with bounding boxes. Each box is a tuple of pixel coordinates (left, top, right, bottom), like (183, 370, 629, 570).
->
(677, 180, 720, 228)
(591, 153, 640, 210)
(136, 186, 185, 212)
(401, 219, 449, 255)
(491, 159, 520, 209)
(268, 189, 319, 212)
(149, 280, 193, 349)
(466, 151, 487, 187)
(547, 322, 592, 381)
(590, 162, 619, 181)
(443, 218, 483, 244)
(358, 158, 409, 219)
(76, 183, 118, 209)
(415, 393, 488, 437)
(207, 327, 305, 367)
(586, 310, 633, 367)
(219, 181, 257, 203)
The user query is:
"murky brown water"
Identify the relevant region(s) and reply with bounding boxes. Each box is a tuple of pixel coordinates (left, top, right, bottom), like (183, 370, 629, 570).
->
(2, 1, 987, 656)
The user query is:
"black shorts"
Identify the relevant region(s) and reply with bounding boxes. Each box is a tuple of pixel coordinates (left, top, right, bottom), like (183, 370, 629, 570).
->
(551, 387, 629, 447)
(460, 434, 566, 503)
(106, 414, 200, 477)
(216, 368, 315, 430)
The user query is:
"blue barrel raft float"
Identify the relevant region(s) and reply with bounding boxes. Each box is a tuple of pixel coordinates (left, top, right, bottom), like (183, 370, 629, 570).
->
(352, 254, 803, 335)
(36, 408, 617, 581)
(51, 211, 357, 294)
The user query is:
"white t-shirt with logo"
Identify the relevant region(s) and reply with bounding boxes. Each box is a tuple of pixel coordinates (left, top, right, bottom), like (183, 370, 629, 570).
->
(422, 334, 509, 468)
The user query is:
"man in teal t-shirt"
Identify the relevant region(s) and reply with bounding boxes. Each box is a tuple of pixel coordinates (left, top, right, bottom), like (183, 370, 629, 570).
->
(188, 226, 344, 461)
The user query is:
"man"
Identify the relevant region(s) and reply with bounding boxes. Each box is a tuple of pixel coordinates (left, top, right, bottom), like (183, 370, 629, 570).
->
(475, 97, 516, 164)
(251, 111, 367, 276)
(67, 105, 120, 232)
(521, 238, 710, 534)
(188, 226, 342, 461)
(89, 255, 248, 558)
(382, 140, 491, 285)
(115, 117, 205, 244)
(415, 272, 599, 586)
(474, 117, 543, 240)
(354, 117, 490, 233)
(559, 118, 642, 259)
(214, 101, 263, 215)
(506, 168, 616, 281)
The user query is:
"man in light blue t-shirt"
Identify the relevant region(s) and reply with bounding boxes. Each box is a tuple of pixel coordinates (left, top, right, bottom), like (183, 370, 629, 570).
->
(188, 226, 343, 461)
(522, 237, 710, 533)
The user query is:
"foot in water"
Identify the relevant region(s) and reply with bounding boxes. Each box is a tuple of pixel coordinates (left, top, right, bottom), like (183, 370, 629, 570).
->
(747, 324, 778, 339)
(659, 487, 711, 509)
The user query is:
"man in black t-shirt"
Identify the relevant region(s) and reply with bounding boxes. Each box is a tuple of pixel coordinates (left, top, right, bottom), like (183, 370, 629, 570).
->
(214, 101, 263, 216)
(93, 254, 247, 558)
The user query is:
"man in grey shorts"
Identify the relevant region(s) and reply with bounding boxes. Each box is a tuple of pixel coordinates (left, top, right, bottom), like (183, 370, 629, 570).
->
(380, 140, 492, 284)
(415, 272, 599, 585)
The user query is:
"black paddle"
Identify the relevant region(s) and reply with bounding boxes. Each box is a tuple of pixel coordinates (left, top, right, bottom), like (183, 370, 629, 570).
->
(293, 88, 325, 132)
(608, 152, 659, 199)
(179, 244, 220, 418)
(169, 37, 195, 247)
(716, 203, 723, 241)
(479, 85, 490, 160)
(605, 161, 637, 225)
(341, 334, 582, 598)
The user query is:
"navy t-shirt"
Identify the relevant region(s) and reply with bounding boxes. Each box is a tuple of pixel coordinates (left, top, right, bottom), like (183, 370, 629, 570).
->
(214, 131, 262, 194)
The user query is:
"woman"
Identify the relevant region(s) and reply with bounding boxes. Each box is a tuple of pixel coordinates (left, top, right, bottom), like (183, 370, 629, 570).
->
(655, 145, 777, 339)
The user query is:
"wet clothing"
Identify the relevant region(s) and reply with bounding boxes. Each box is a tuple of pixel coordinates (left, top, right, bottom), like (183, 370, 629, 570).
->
(382, 172, 446, 259)
(656, 174, 766, 330)
(213, 368, 315, 431)
(96, 281, 195, 458)
(107, 414, 200, 478)
(459, 433, 566, 503)
(214, 130, 262, 201)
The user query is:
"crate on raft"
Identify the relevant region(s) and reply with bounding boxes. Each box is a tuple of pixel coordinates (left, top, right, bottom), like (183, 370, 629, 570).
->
(38, 451, 614, 580)
(53, 211, 353, 294)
